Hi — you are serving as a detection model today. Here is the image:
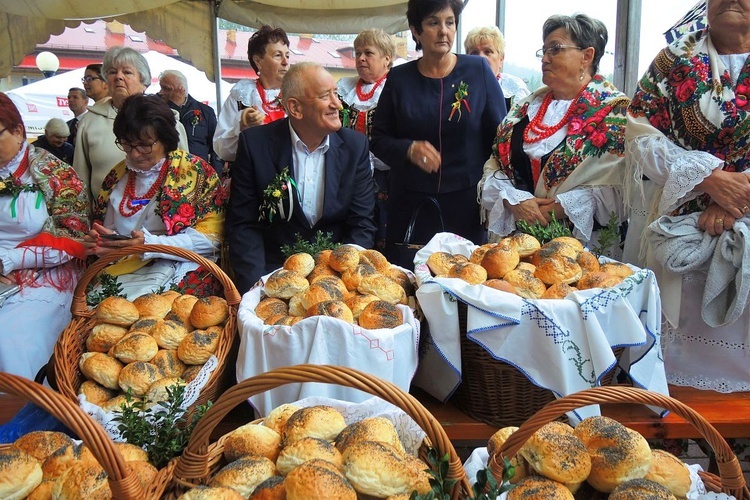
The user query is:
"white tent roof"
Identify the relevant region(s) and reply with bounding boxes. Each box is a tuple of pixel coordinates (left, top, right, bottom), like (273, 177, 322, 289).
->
(6, 50, 230, 137)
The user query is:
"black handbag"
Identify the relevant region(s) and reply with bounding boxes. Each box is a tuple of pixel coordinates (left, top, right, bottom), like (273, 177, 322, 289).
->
(391, 196, 445, 270)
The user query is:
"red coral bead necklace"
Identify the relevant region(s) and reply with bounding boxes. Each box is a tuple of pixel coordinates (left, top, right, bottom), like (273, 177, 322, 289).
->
(356, 73, 387, 102)
(119, 158, 169, 217)
(523, 87, 584, 144)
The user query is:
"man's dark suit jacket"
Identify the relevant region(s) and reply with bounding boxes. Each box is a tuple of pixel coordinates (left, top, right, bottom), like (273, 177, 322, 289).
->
(227, 118, 377, 294)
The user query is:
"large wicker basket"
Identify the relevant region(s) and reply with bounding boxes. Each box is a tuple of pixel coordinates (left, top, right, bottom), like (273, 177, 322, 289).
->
(0, 371, 144, 498)
(146, 364, 473, 499)
(52, 244, 241, 418)
(489, 385, 750, 499)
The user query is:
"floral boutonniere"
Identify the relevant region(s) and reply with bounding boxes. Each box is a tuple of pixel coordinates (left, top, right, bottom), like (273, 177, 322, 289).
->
(0, 176, 40, 198)
(259, 167, 297, 223)
(448, 81, 471, 122)
(190, 110, 202, 135)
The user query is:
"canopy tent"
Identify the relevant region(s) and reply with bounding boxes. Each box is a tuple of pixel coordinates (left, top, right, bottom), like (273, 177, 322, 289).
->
(0, 0, 409, 82)
(6, 50, 231, 137)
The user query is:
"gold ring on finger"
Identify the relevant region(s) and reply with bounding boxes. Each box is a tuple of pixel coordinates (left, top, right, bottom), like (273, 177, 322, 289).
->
(716, 218, 724, 224)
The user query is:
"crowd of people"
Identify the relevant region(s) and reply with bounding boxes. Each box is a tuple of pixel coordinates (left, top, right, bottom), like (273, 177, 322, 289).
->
(0, 0, 748, 456)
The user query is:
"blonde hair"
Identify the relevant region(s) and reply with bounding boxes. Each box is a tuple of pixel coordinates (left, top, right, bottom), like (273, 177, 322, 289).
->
(464, 26, 505, 59)
(354, 29, 397, 69)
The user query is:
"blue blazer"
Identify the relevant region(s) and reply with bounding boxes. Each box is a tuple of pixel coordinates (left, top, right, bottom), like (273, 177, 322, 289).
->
(227, 118, 377, 293)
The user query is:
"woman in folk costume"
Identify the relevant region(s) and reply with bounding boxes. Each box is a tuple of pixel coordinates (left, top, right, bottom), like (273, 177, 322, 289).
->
(623, 0, 750, 394)
(337, 28, 396, 251)
(479, 13, 629, 255)
(0, 93, 89, 379)
(83, 94, 225, 298)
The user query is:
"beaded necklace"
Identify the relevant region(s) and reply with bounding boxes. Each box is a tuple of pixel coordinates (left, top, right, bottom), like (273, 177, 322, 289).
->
(256, 80, 285, 123)
(523, 88, 584, 144)
(119, 158, 169, 217)
(12, 147, 30, 181)
(355, 73, 387, 102)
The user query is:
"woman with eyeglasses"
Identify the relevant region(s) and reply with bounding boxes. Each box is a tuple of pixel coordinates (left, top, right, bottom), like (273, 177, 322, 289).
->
(82, 64, 109, 103)
(82, 94, 225, 298)
(73, 47, 189, 202)
(0, 93, 89, 379)
(479, 13, 629, 255)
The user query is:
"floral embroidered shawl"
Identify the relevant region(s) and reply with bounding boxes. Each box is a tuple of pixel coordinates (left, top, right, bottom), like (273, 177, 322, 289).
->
(489, 75, 629, 197)
(627, 29, 750, 215)
(17, 145, 89, 260)
(93, 149, 226, 239)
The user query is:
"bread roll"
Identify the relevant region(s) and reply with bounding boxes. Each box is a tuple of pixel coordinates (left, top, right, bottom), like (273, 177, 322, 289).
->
(357, 274, 407, 305)
(79, 352, 123, 390)
(223, 423, 282, 462)
(118, 361, 161, 396)
(128, 460, 159, 490)
(427, 251, 458, 276)
(182, 365, 203, 384)
(551, 236, 584, 252)
(264, 403, 302, 435)
(26, 478, 54, 500)
(358, 300, 403, 330)
(190, 296, 229, 329)
(507, 475, 574, 499)
(573, 415, 652, 492)
(310, 274, 348, 295)
(644, 449, 691, 498)
(342, 440, 430, 497)
(307, 263, 337, 282)
(86, 323, 129, 353)
(329, 245, 361, 272)
(529, 241, 579, 267)
(482, 245, 520, 279)
(534, 255, 582, 285)
(576, 271, 623, 290)
(178, 328, 220, 365)
(151, 319, 190, 350)
(41, 443, 96, 481)
(95, 296, 139, 326)
(482, 279, 518, 295)
(508, 233, 542, 257)
(51, 462, 111, 499)
(178, 485, 245, 500)
(609, 478, 677, 500)
(111, 331, 158, 363)
(577, 251, 600, 275)
(314, 249, 333, 266)
(516, 261, 536, 273)
(283, 406, 347, 445)
(518, 422, 591, 485)
(600, 262, 634, 279)
(335, 417, 404, 454)
(541, 282, 577, 299)
(344, 293, 380, 321)
(285, 461, 356, 500)
(276, 437, 343, 475)
(100, 394, 141, 413)
(341, 263, 377, 291)
(383, 266, 415, 296)
(209, 456, 277, 498)
(486, 426, 529, 484)
(470, 244, 496, 265)
(360, 249, 390, 272)
(449, 261, 488, 285)
(268, 315, 304, 326)
(114, 442, 149, 462)
(305, 300, 354, 323)
(151, 349, 187, 378)
(255, 298, 289, 321)
(133, 292, 174, 318)
(12, 431, 74, 463)
(248, 476, 285, 500)
(146, 377, 186, 405)
(265, 269, 309, 300)
(78, 380, 118, 406)
(160, 289, 182, 303)
(301, 281, 345, 311)
(284, 252, 315, 277)
(169, 294, 199, 330)
(503, 269, 546, 299)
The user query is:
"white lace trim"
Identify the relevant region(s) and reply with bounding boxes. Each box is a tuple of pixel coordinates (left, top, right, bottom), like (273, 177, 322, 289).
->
(485, 179, 535, 238)
(78, 355, 219, 442)
(557, 189, 595, 241)
(229, 79, 281, 108)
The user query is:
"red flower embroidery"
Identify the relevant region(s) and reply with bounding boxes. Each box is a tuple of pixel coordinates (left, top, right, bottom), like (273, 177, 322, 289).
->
(675, 79, 697, 102)
(589, 128, 608, 149)
(668, 64, 691, 85)
(735, 83, 750, 110)
(177, 203, 195, 219)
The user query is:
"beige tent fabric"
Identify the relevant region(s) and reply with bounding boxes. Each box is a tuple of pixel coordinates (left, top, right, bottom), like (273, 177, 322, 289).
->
(0, 13, 73, 76)
(0, 0, 180, 19)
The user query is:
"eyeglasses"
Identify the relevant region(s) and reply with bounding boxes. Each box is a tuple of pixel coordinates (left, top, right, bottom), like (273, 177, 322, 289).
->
(82, 75, 104, 83)
(115, 139, 158, 154)
(535, 44, 583, 58)
(0, 127, 7, 136)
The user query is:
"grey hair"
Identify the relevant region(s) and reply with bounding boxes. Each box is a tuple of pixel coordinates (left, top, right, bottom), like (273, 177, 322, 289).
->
(45, 118, 70, 137)
(103, 47, 151, 87)
(159, 69, 188, 92)
(281, 61, 322, 106)
(543, 13, 608, 75)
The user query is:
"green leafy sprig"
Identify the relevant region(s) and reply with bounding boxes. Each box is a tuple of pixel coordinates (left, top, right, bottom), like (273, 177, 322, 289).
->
(0, 176, 41, 198)
(515, 211, 572, 244)
(591, 211, 620, 257)
(86, 272, 125, 307)
(259, 166, 294, 223)
(280, 231, 340, 259)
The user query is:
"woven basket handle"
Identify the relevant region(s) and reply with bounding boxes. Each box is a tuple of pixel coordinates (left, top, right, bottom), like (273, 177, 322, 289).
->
(490, 386, 749, 499)
(0, 372, 143, 499)
(71, 244, 241, 316)
(172, 364, 471, 499)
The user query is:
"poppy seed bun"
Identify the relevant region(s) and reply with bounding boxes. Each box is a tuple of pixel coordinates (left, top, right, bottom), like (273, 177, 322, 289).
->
(118, 361, 161, 396)
(576, 271, 624, 290)
(507, 475, 574, 500)
(265, 269, 310, 300)
(284, 461, 356, 500)
(335, 417, 404, 454)
(448, 261, 488, 285)
(341, 263, 378, 291)
(283, 406, 347, 446)
(600, 262, 634, 279)
(51, 462, 110, 500)
(146, 377, 186, 406)
(209, 456, 277, 498)
(342, 440, 430, 497)
(151, 349, 187, 378)
(301, 281, 345, 311)
(305, 300, 354, 323)
(383, 266, 416, 296)
(329, 245, 361, 272)
(111, 331, 159, 363)
(577, 251, 600, 275)
(482, 279, 518, 295)
(41, 443, 96, 481)
(190, 296, 229, 329)
(182, 365, 203, 384)
(95, 296, 139, 326)
(12, 431, 74, 463)
(573, 416, 652, 492)
(133, 292, 174, 318)
(534, 255, 583, 285)
(518, 422, 591, 485)
(516, 261, 537, 273)
(86, 323, 129, 353)
(169, 294, 199, 329)
(248, 476, 285, 500)
(276, 437, 343, 475)
(264, 403, 302, 435)
(78, 380, 118, 405)
(26, 478, 54, 500)
(541, 282, 577, 299)
(482, 245, 520, 279)
(529, 241, 579, 267)
(222, 423, 282, 462)
(508, 233, 542, 258)
(310, 275, 348, 296)
(128, 460, 159, 490)
(283, 252, 315, 277)
(79, 352, 123, 390)
(470, 244, 496, 265)
(255, 298, 289, 321)
(503, 269, 546, 299)
(551, 236, 584, 252)
(358, 300, 403, 330)
(114, 442, 149, 462)
(100, 394, 141, 413)
(178, 328, 220, 365)
(357, 274, 407, 305)
(344, 293, 380, 321)
(486, 427, 529, 484)
(609, 478, 677, 500)
(151, 319, 190, 350)
(178, 485, 246, 500)
(643, 449, 691, 498)
(427, 252, 458, 276)
(360, 249, 390, 272)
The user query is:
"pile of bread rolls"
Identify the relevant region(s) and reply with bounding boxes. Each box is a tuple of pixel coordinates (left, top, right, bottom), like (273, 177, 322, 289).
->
(0, 430, 157, 499)
(77, 291, 229, 410)
(488, 416, 692, 499)
(255, 246, 416, 329)
(176, 403, 431, 499)
(427, 234, 634, 299)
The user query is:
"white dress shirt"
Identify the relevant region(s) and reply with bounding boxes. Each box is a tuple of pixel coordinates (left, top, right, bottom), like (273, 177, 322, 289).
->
(289, 122, 328, 226)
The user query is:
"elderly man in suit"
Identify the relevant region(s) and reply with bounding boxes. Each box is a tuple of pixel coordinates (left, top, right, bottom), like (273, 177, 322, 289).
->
(66, 87, 88, 156)
(227, 62, 377, 293)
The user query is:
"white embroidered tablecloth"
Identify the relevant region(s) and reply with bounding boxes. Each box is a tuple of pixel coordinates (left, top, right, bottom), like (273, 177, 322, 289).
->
(412, 233, 669, 423)
(236, 270, 420, 417)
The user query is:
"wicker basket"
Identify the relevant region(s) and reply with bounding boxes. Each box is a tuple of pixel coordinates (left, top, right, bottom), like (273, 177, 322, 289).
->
(0, 371, 144, 498)
(451, 302, 623, 428)
(52, 244, 241, 418)
(489, 385, 750, 499)
(146, 364, 472, 499)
